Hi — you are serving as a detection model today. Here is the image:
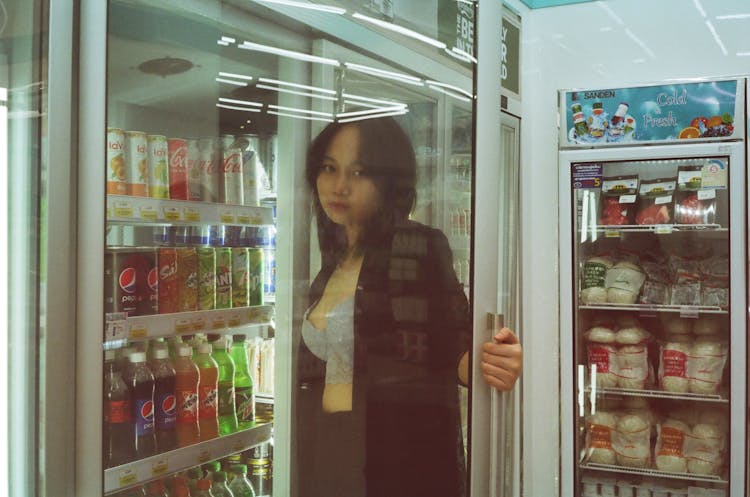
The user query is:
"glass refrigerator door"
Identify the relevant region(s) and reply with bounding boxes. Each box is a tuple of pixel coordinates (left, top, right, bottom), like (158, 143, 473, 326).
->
(88, 1, 482, 496)
(571, 155, 737, 497)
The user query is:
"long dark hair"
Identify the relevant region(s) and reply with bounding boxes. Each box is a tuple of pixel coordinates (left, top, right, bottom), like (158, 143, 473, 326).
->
(306, 117, 417, 268)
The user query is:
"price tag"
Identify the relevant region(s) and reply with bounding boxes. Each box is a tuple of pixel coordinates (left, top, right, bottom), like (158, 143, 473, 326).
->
(175, 318, 191, 333)
(237, 214, 251, 225)
(679, 307, 699, 319)
(105, 313, 129, 341)
(129, 325, 148, 339)
(192, 317, 207, 331)
(655, 195, 673, 205)
(138, 205, 158, 221)
(698, 189, 716, 200)
(198, 449, 212, 463)
(228, 312, 242, 328)
(184, 206, 201, 222)
(118, 468, 138, 487)
(654, 225, 673, 234)
(113, 200, 134, 218)
(211, 315, 227, 329)
(249, 214, 264, 225)
(163, 206, 182, 221)
(151, 458, 169, 477)
(604, 229, 620, 238)
(618, 194, 636, 204)
(220, 210, 236, 224)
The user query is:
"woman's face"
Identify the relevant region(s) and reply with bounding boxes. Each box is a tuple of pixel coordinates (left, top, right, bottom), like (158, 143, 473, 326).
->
(316, 125, 381, 239)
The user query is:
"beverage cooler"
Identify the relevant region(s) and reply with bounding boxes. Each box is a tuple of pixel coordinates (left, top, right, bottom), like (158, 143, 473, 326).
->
(73, 1, 510, 496)
(558, 79, 747, 497)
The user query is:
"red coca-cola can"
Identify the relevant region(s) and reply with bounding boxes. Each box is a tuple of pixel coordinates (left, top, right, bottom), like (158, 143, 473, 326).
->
(186, 138, 202, 201)
(105, 248, 158, 316)
(168, 138, 189, 200)
(220, 135, 244, 205)
(157, 248, 179, 314)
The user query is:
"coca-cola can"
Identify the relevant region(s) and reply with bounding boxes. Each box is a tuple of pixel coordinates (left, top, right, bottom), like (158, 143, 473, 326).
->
(199, 137, 219, 203)
(105, 248, 158, 316)
(106, 128, 127, 195)
(186, 138, 202, 201)
(168, 138, 189, 200)
(220, 135, 244, 205)
(148, 135, 169, 199)
(157, 248, 179, 314)
(235, 135, 260, 207)
(176, 247, 198, 312)
(126, 131, 149, 197)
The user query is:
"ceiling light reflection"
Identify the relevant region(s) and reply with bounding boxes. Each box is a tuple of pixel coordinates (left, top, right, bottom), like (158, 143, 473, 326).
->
(426, 80, 473, 99)
(255, 0, 346, 14)
(268, 110, 334, 122)
(597, 2, 624, 26)
(218, 97, 263, 107)
(337, 109, 408, 124)
(258, 77, 336, 94)
(446, 47, 477, 64)
(219, 72, 253, 81)
(692, 0, 707, 18)
(344, 62, 423, 86)
(716, 13, 750, 20)
(268, 104, 333, 117)
(256, 84, 338, 101)
(216, 78, 248, 86)
(239, 41, 340, 66)
(352, 12, 447, 49)
(336, 105, 406, 118)
(342, 92, 407, 107)
(624, 28, 656, 59)
(217, 103, 262, 112)
(428, 84, 471, 103)
(705, 20, 728, 55)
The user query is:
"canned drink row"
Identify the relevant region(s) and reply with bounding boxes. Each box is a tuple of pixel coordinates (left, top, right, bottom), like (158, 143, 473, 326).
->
(106, 128, 266, 206)
(151, 225, 275, 249)
(105, 247, 264, 317)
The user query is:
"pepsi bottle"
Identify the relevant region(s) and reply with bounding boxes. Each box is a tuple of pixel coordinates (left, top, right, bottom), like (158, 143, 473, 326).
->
(149, 346, 177, 453)
(104, 349, 133, 467)
(126, 352, 157, 459)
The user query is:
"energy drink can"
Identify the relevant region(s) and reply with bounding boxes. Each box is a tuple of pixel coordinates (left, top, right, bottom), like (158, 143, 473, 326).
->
(125, 131, 149, 197)
(176, 247, 198, 312)
(231, 248, 250, 308)
(106, 128, 127, 195)
(248, 248, 264, 306)
(148, 135, 169, 199)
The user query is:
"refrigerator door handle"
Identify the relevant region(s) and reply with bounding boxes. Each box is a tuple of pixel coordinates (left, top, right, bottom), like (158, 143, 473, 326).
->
(486, 312, 511, 497)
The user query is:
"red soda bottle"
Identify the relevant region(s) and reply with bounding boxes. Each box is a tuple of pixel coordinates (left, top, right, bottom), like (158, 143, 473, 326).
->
(149, 346, 177, 453)
(125, 352, 157, 459)
(174, 345, 201, 447)
(104, 349, 133, 467)
(196, 343, 220, 441)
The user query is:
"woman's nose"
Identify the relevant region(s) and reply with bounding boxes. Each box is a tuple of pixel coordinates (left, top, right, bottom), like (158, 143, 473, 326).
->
(333, 173, 350, 194)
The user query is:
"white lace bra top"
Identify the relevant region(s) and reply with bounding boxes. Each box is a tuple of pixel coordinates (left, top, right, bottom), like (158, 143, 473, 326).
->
(301, 296, 355, 385)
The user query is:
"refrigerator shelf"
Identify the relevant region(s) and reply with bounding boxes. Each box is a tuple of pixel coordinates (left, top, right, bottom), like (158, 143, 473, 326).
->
(106, 194, 275, 226)
(579, 463, 727, 484)
(104, 305, 275, 343)
(579, 303, 727, 315)
(103, 422, 273, 494)
(581, 224, 724, 234)
(585, 386, 729, 403)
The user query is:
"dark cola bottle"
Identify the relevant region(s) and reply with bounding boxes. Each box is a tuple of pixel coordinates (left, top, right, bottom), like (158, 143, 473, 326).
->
(126, 351, 157, 459)
(104, 349, 134, 467)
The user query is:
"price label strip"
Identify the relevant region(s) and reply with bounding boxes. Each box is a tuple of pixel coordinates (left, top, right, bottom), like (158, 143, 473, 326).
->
(105, 313, 129, 342)
(175, 318, 192, 334)
(113, 200, 134, 219)
(220, 209, 236, 224)
(184, 206, 201, 222)
(151, 458, 169, 477)
(163, 206, 182, 221)
(118, 468, 138, 487)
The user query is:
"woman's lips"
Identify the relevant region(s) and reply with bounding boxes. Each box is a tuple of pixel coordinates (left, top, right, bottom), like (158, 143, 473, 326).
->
(327, 201, 348, 211)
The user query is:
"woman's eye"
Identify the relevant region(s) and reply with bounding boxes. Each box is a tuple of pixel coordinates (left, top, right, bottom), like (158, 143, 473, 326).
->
(321, 164, 335, 174)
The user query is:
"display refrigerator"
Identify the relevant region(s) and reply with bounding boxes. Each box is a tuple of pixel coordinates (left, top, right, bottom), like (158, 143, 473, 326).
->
(73, 1, 514, 496)
(558, 79, 746, 497)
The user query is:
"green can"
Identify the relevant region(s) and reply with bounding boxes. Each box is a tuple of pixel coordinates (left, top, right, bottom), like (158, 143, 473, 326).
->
(248, 248, 263, 306)
(232, 248, 250, 308)
(215, 247, 232, 309)
(197, 247, 216, 310)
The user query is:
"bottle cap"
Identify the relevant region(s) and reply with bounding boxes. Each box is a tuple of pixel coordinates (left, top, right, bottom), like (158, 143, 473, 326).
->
(178, 345, 193, 357)
(213, 471, 227, 482)
(213, 337, 228, 349)
(196, 479, 212, 490)
(198, 343, 212, 354)
(203, 460, 221, 472)
(130, 352, 146, 363)
(152, 348, 169, 360)
(231, 463, 248, 475)
(233, 334, 247, 342)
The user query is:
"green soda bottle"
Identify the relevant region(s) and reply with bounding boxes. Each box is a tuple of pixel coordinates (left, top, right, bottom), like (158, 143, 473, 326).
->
(214, 337, 239, 435)
(230, 335, 255, 430)
(228, 464, 256, 497)
(211, 471, 235, 497)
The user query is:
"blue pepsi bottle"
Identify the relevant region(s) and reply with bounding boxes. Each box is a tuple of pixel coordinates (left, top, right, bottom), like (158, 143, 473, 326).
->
(126, 352, 157, 459)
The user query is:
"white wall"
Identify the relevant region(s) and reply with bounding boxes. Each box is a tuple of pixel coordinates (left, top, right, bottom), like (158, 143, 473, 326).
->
(517, 1, 749, 496)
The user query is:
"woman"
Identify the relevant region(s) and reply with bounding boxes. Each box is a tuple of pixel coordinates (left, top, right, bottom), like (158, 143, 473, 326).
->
(296, 117, 521, 497)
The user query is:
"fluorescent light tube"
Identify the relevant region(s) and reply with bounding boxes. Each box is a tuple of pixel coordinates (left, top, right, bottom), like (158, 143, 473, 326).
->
(268, 104, 333, 117)
(216, 78, 248, 86)
(258, 77, 336, 94)
(240, 41, 340, 66)
(256, 84, 338, 101)
(337, 109, 408, 123)
(217, 104, 262, 112)
(352, 12, 447, 49)
(219, 72, 253, 81)
(268, 110, 334, 122)
(255, 0, 346, 14)
(344, 62, 422, 86)
(218, 97, 263, 107)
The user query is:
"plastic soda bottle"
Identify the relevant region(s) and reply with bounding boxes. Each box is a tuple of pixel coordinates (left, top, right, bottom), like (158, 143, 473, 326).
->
(125, 352, 156, 459)
(196, 343, 220, 441)
(228, 464, 256, 497)
(174, 345, 200, 447)
(104, 349, 133, 467)
(230, 335, 255, 430)
(145, 479, 170, 497)
(149, 346, 177, 453)
(202, 460, 222, 481)
(213, 337, 238, 435)
(194, 479, 216, 497)
(211, 471, 235, 497)
(187, 466, 204, 494)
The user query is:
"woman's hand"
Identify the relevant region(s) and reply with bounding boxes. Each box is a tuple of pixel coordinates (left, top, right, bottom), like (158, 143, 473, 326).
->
(481, 327, 522, 392)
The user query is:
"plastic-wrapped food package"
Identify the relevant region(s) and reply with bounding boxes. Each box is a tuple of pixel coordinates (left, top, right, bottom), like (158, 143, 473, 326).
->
(616, 345, 648, 389)
(605, 261, 646, 304)
(701, 284, 729, 308)
(635, 177, 676, 225)
(588, 344, 618, 388)
(687, 340, 728, 394)
(686, 421, 725, 476)
(599, 175, 638, 226)
(639, 261, 671, 304)
(581, 255, 614, 304)
(670, 280, 702, 306)
(674, 165, 717, 225)
(585, 411, 618, 465)
(661, 314, 692, 335)
(615, 326, 649, 345)
(585, 325, 616, 344)
(654, 419, 689, 473)
(613, 413, 651, 468)
(659, 340, 691, 393)
(692, 315, 722, 336)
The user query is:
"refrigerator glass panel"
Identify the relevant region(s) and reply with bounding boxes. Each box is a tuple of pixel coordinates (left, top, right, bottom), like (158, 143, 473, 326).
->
(102, 1, 475, 495)
(572, 156, 731, 496)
